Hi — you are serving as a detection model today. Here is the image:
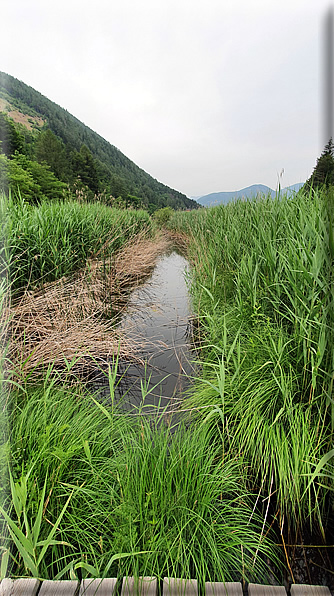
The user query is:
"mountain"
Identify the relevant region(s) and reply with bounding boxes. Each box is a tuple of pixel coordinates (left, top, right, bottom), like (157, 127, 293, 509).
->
(197, 183, 305, 207)
(0, 72, 198, 211)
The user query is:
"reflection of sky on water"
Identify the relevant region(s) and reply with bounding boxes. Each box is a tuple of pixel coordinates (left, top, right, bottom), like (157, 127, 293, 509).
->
(96, 251, 195, 418)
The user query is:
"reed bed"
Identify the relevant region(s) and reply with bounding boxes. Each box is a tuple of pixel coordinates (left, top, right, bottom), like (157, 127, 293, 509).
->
(168, 187, 333, 539)
(4, 194, 153, 293)
(5, 228, 170, 382)
(1, 375, 279, 582)
(1, 188, 332, 584)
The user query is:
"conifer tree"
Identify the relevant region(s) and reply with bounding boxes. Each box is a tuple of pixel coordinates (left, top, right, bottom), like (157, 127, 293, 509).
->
(305, 138, 334, 190)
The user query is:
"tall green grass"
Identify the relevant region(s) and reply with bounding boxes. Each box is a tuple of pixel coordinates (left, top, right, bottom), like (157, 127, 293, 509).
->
(168, 187, 333, 534)
(3, 193, 153, 292)
(1, 186, 332, 582)
(1, 374, 279, 582)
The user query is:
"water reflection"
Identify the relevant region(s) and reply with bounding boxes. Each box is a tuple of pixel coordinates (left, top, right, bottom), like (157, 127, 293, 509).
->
(95, 251, 194, 419)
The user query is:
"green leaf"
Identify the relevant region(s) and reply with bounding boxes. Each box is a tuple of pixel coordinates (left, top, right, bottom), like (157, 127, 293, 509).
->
(200, 284, 215, 302)
(7, 527, 38, 577)
(0, 549, 9, 580)
(270, 407, 285, 427)
(89, 396, 112, 422)
(32, 477, 47, 548)
(0, 506, 34, 557)
(9, 470, 22, 520)
(36, 539, 72, 547)
(74, 561, 99, 576)
(103, 551, 150, 579)
(302, 449, 334, 497)
(37, 490, 74, 565)
(82, 440, 91, 463)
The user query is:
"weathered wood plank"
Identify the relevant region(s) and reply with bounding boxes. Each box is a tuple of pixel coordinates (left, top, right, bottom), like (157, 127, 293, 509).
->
(163, 578, 197, 596)
(121, 576, 157, 595)
(248, 584, 287, 595)
(0, 578, 40, 596)
(290, 586, 331, 596)
(205, 581, 243, 595)
(38, 580, 79, 595)
(79, 577, 118, 595)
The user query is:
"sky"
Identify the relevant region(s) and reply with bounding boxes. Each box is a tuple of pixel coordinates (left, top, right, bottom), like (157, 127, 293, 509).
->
(1, 0, 333, 198)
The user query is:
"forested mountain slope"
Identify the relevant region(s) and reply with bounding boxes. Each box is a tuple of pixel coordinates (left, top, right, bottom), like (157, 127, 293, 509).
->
(0, 71, 198, 210)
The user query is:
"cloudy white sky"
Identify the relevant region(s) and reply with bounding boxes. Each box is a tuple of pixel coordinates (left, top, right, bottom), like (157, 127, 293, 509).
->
(1, 0, 333, 197)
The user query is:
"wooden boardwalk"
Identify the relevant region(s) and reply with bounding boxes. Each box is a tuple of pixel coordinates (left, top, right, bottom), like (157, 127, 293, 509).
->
(0, 577, 331, 596)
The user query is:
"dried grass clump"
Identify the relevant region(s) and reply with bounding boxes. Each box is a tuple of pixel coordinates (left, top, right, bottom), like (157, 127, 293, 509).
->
(164, 229, 190, 257)
(113, 231, 171, 291)
(7, 233, 171, 382)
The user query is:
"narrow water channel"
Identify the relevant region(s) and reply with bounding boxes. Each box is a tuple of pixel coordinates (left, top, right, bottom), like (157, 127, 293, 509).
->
(96, 250, 194, 419)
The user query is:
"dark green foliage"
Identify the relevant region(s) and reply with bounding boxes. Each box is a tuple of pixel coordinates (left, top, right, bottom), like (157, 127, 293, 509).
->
(153, 206, 174, 226)
(34, 129, 69, 181)
(0, 112, 24, 156)
(0, 151, 67, 204)
(126, 194, 144, 209)
(0, 153, 36, 200)
(304, 138, 334, 191)
(71, 144, 100, 194)
(12, 153, 67, 202)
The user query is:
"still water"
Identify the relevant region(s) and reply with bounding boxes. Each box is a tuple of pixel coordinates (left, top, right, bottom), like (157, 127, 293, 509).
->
(96, 251, 194, 418)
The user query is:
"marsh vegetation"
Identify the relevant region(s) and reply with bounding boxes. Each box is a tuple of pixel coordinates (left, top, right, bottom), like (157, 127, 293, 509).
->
(0, 186, 333, 588)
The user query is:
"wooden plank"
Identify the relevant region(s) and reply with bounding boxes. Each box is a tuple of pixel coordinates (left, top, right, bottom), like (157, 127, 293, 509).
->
(163, 578, 197, 596)
(79, 577, 118, 595)
(0, 578, 40, 596)
(290, 586, 331, 596)
(38, 580, 79, 595)
(248, 584, 287, 595)
(205, 581, 243, 595)
(121, 576, 157, 595)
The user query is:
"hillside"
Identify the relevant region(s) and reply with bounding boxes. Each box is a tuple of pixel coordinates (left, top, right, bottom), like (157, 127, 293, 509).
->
(0, 72, 198, 211)
(197, 183, 305, 207)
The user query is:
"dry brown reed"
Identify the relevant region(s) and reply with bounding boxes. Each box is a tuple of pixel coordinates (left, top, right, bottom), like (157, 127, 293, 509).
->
(164, 229, 190, 257)
(6, 232, 171, 382)
(113, 230, 171, 291)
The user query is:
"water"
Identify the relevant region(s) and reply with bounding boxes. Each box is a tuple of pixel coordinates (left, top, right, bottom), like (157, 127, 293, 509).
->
(95, 250, 194, 418)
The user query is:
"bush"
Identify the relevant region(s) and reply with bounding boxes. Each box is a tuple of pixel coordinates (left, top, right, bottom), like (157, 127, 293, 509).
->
(153, 206, 174, 226)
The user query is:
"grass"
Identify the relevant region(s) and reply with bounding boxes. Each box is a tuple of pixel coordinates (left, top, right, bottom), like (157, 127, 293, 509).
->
(168, 186, 334, 536)
(0, 186, 279, 580)
(1, 372, 279, 582)
(1, 192, 170, 383)
(6, 231, 170, 383)
(1, 186, 332, 583)
(4, 193, 153, 293)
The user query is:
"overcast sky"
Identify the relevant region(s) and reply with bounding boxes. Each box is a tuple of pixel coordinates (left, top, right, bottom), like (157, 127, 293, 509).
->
(1, 0, 333, 197)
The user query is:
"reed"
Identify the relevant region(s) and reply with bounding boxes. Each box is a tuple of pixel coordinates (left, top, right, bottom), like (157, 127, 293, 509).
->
(2, 371, 279, 582)
(6, 231, 170, 382)
(5, 194, 153, 293)
(169, 187, 333, 534)
(1, 192, 169, 382)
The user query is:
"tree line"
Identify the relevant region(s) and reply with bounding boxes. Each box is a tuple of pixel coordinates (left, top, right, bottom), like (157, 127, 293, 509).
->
(0, 71, 198, 211)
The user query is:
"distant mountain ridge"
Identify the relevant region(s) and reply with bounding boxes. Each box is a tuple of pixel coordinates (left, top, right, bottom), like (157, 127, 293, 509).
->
(0, 71, 198, 210)
(197, 183, 305, 207)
